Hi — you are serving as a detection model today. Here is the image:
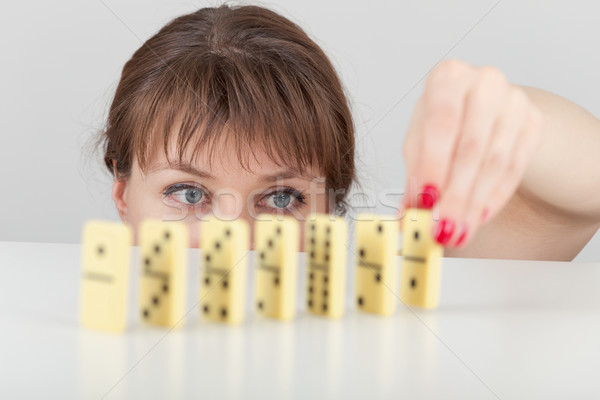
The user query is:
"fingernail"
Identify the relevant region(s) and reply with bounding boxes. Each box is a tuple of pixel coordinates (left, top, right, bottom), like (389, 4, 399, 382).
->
(456, 225, 468, 247)
(481, 208, 490, 223)
(434, 219, 455, 245)
(418, 184, 439, 209)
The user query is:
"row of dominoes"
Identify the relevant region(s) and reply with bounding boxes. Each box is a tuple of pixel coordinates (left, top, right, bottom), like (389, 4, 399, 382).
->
(80, 209, 442, 332)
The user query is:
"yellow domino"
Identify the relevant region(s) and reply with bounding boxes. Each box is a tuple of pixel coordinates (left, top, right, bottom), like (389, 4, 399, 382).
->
(139, 220, 188, 328)
(355, 214, 398, 316)
(400, 208, 443, 308)
(305, 214, 347, 319)
(200, 218, 249, 325)
(254, 215, 299, 321)
(80, 220, 132, 333)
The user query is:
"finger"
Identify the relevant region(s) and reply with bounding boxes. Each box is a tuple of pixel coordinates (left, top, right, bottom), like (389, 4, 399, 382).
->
(486, 108, 544, 220)
(410, 60, 474, 208)
(401, 95, 425, 211)
(435, 67, 510, 246)
(452, 87, 528, 247)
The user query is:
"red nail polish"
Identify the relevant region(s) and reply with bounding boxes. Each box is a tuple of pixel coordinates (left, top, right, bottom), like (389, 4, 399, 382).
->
(456, 226, 468, 247)
(434, 219, 455, 245)
(418, 184, 439, 209)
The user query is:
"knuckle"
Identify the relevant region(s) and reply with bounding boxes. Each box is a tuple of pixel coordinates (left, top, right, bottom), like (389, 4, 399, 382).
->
(429, 59, 467, 83)
(483, 150, 507, 172)
(508, 86, 528, 109)
(477, 66, 506, 87)
(423, 101, 460, 135)
(456, 136, 484, 163)
(470, 75, 506, 107)
(506, 155, 526, 178)
(529, 107, 544, 131)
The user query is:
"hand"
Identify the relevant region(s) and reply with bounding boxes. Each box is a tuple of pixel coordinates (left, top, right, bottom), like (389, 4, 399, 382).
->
(400, 59, 543, 248)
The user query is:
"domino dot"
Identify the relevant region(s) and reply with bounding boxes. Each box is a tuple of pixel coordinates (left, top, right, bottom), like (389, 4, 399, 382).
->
(310, 237, 315, 244)
(309, 272, 314, 280)
(204, 277, 210, 285)
(225, 229, 231, 237)
(310, 251, 315, 259)
(323, 290, 328, 297)
(154, 244, 160, 254)
(310, 224, 315, 231)
(309, 286, 313, 293)
(274, 277, 279, 286)
(308, 299, 313, 307)
(325, 254, 329, 261)
(152, 296, 159, 305)
(203, 305, 209, 314)
(260, 252, 265, 260)
(162, 284, 168, 293)
(375, 273, 381, 282)
(324, 276, 329, 284)
(143, 309, 149, 318)
(377, 224, 383, 233)
(326, 227, 331, 234)
(164, 231, 170, 240)
(276, 227, 281, 235)
(414, 231, 419, 240)
(322, 303, 328, 311)
(205, 254, 211, 262)
(215, 241, 221, 250)
(97, 245, 104, 256)
(221, 308, 227, 318)
(257, 301, 263, 309)
(359, 248, 365, 257)
(410, 278, 417, 288)
(222, 280, 228, 288)
(357, 297, 364, 306)
(268, 239, 273, 247)
(325, 241, 330, 248)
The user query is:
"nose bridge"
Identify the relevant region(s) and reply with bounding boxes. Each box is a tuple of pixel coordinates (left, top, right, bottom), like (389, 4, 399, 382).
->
(211, 187, 255, 246)
(213, 187, 244, 219)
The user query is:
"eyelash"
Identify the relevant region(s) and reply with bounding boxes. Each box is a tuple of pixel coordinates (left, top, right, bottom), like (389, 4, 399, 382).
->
(161, 184, 307, 212)
(259, 186, 307, 211)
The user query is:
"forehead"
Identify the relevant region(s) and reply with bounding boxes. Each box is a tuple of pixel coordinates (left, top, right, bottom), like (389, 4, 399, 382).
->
(146, 132, 322, 181)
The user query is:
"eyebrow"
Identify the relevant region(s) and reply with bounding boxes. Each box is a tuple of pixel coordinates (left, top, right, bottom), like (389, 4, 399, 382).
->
(148, 162, 215, 179)
(149, 162, 318, 182)
(258, 169, 317, 182)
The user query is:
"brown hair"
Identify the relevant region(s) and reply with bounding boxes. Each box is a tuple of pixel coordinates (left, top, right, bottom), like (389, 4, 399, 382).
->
(100, 4, 355, 213)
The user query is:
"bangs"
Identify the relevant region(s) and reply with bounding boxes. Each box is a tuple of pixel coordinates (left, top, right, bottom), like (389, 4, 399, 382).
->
(131, 49, 345, 176)
(103, 5, 355, 213)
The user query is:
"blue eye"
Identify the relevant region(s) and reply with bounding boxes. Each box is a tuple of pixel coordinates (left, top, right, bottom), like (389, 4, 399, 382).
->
(272, 192, 291, 208)
(182, 188, 203, 204)
(163, 184, 205, 206)
(264, 188, 306, 209)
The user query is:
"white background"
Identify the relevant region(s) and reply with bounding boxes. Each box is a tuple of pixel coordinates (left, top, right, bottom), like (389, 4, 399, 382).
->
(0, 0, 598, 261)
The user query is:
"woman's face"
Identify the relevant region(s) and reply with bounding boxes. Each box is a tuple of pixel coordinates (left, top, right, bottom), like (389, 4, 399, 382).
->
(112, 138, 327, 249)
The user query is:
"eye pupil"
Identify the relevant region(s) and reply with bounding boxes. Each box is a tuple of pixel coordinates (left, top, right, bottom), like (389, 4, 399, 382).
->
(273, 192, 291, 208)
(184, 188, 202, 204)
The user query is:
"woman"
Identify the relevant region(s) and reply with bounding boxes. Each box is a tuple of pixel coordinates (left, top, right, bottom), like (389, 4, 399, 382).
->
(99, 4, 600, 260)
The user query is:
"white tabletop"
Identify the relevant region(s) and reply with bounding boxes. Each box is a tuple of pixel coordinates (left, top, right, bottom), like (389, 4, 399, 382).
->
(1, 241, 599, 399)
